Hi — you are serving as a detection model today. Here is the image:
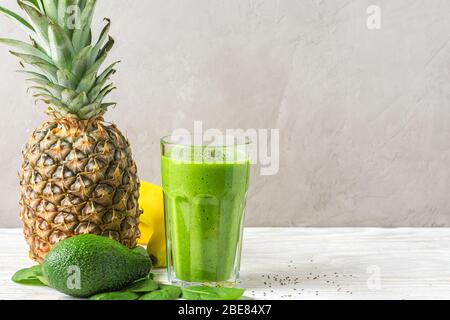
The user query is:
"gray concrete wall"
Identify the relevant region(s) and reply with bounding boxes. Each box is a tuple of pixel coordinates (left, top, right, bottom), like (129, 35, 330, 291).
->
(1, 0, 450, 227)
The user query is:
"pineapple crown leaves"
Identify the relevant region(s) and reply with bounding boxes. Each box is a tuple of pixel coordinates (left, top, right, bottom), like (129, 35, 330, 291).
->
(0, 0, 119, 120)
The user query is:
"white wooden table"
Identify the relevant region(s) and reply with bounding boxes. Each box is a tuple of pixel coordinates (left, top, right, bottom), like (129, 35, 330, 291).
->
(1, 228, 449, 300)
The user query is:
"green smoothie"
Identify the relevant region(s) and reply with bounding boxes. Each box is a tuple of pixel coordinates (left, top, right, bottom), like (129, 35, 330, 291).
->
(162, 152, 250, 283)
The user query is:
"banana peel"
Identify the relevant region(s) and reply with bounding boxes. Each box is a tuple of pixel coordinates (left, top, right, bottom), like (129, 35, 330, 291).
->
(138, 181, 166, 268)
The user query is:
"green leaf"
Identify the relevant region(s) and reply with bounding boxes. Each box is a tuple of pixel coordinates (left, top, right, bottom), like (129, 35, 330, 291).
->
(89, 292, 140, 301)
(99, 102, 116, 110)
(48, 22, 74, 68)
(10, 50, 48, 65)
(78, 0, 88, 11)
(77, 102, 100, 118)
(36, 275, 50, 286)
(93, 84, 116, 103)
(87, 78, 107, 101)
(23, 0, 44, 12)
(80, 105, 105, 119)
(18, 70, 50, 81)
(125, 278, 159, 293)
(56, 69, 76, 89)
(32, 62, 58, 83)
(69, 91, 88, 110)
(33, 92, 55, 99)
(42, 0, 58, 22)
(96, 60, 119, 83)
(139, 284, 182, 300)
(60, 88, 77, 104)
(0, 38, 52, 63)
(18, 278, 48, 286)
(10, 51, 57, 83)
(12, 265, 47, 286)
(26, 77, 48, 86)
(96, 36, 114, 62)
(181, 286, 245, 301)
(35, 95, 66, 109)
(72, 0, 96, 52)
(72, 45, 92, 80)
(28, 85, 51, 96)
(12, 265, 42, 280)
(76, 72, 96, 93)
(18, 0, 51, 53)
(23, 0, 45, 13)
(47, 105, 72, 117)
(44, 82, 64, 99)
(0, 5, 34, 31)
(37, 0, 45, 12)
(90, 18, 110, 64)
(30, 37, 45, 51)
(84, 51, 106, 77)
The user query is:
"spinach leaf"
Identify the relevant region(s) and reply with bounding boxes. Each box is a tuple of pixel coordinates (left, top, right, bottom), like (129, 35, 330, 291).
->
(125, 278, 159, 293)
(12, 265, 47, 286)
(36, 275, 50, 286)
(181, 286, 245, 300)
(139, 284, 181, 300)
(89, 291, 140, 300)
(134, 272, 154, 283)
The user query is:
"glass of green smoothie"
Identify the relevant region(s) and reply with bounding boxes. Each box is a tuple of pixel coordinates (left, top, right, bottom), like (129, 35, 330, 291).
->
(161, 135, 251, 286)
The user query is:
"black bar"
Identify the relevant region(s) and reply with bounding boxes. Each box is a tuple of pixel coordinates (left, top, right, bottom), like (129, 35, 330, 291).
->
(0, 300, 448, 318)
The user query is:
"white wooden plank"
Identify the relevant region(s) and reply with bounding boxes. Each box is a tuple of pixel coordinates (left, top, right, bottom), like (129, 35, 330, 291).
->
(0, 228, 449, 300)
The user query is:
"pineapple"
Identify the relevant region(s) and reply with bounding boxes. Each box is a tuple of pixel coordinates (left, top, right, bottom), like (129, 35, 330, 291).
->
(0, 0, 141, 262)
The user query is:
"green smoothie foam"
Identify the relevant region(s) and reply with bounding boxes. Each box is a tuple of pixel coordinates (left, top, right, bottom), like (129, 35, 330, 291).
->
(162, 148, 250, 283)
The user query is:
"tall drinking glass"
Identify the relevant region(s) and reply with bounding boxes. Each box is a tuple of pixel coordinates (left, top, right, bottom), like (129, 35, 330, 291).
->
(161, 135, 251, 286)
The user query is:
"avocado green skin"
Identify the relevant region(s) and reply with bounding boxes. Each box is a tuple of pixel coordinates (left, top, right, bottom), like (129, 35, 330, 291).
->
(42, 235, 152, 298)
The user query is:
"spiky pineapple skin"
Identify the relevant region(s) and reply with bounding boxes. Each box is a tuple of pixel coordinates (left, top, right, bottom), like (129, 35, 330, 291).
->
(19, 117, 141, 262)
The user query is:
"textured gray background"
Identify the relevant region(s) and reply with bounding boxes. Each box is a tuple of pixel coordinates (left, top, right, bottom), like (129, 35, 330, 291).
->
(1, 0, 450, 227)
